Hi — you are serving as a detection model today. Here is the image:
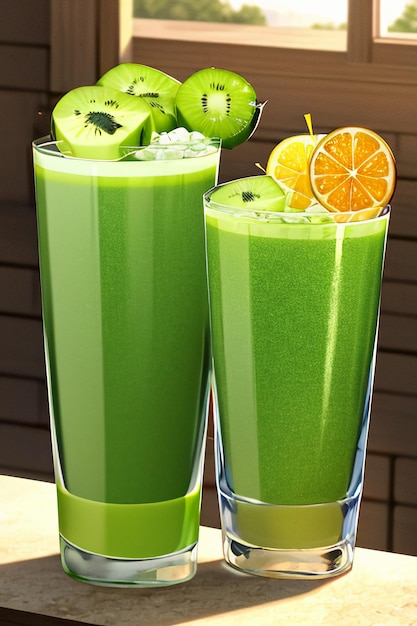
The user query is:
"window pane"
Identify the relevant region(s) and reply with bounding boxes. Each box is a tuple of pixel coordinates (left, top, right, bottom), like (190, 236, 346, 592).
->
(133, 0, 347, 27)
(379, 0, 417, 38)
(236, 0, 347, 29)
(133, 0, 348, 51)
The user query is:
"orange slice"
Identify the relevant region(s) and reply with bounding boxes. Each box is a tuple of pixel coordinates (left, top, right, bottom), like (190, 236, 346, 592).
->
(309, 127, 396, 214)
(266, 134, 322, 210)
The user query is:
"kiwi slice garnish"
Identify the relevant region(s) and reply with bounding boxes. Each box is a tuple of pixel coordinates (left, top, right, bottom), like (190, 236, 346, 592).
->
(51, 85, 153, 159)
(97, 63, 180, 135)
(175, 67, 264, 149)
(208, 175, 287, 212)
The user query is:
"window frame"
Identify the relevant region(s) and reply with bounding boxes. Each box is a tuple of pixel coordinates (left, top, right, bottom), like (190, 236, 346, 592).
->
(50, 0, 133, 94)
(133, 0, 417, 75)
(346, 0, 417, 68)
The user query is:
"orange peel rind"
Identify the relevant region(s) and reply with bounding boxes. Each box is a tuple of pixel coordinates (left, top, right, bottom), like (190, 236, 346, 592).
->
(309, 126, 396, 213)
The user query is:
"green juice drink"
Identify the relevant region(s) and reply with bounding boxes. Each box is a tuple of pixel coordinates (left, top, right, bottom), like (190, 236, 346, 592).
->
(33, 138, 220, 585)
(204, 188, 389, 578)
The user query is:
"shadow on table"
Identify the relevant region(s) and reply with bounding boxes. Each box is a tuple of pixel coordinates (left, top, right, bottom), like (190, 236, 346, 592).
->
(0, 552, 338, 625)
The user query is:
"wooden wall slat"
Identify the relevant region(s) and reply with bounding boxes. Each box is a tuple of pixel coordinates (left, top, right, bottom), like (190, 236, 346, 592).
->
(50, 0, 98, 93)
(0, 0, 50, 45)
(0, 315, 45, 379)
(379, 313, 417, 354)
(374, 352, 417, 396)
(0, 424, 52, 476)
(384, 240, 417, 283)
(99, 0, 133, 76)
(0, 376, 47, 426)
(388, 182, 417, 238)
(369, 390, 417, 457)
(0, 203, 38, 265)
(0, 45, 48, 91)
(50, 0, 133, 94)
(133, 36, 417, 133)
(381, 282, 417, 317)
(0, 266, 40, 317)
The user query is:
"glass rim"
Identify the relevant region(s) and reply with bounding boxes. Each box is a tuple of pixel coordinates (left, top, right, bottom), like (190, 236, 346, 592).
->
(204, 183, 391, 225)
(32, 135, 222, 163)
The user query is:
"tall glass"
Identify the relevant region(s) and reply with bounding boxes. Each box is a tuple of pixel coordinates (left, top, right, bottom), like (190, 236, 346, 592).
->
(204, 184, 389, 579)
(33, 137, 220, 586)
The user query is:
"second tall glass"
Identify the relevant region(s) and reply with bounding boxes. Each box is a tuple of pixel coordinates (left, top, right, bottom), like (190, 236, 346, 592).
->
(204, 185, 389, 579)
(33, 138, 221, 586)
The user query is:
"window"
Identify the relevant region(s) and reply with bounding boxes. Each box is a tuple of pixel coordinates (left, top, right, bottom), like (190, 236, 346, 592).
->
(133, 0, 348, 51)
(133, 0, 417, 66)
(379, 0, 417, 38)
(371, 0, 417, 66)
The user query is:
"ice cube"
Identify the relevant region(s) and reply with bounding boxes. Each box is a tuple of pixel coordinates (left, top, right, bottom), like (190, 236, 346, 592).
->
(166, 127, 191, 143)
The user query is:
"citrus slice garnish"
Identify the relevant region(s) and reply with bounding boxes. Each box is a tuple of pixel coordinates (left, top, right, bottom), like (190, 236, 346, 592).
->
(309, 126, 396, 214)
(265, 134, 322, 210)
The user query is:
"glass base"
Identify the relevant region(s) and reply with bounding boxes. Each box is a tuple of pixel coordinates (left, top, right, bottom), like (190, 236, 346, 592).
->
(218, 485, 360, 579)
(222, 534, 353, 579)
(60, 536, 198, 587)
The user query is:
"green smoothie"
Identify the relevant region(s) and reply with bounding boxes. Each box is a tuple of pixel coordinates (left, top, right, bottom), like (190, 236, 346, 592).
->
(205, 208, 389, 549)
(34, 141, 220, 558)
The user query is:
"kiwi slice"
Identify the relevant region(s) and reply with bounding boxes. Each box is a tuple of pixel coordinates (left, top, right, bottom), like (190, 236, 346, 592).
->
(208, 175, 287, 212)
(51, 85, 153, 159)
(97, 63, 180, 134)
(175, 67, 263, 149)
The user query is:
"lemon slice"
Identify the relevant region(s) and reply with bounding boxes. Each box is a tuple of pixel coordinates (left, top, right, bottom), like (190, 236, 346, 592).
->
(266, 134, 323, 210)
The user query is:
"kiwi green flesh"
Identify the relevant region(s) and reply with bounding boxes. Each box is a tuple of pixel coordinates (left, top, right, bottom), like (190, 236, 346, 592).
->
(97, 63, 180, 134)
(175, 67, 258, 149)
(141, 99, 177, 134)
(52, 85, 154, 160)
(209, 175, 286, 212)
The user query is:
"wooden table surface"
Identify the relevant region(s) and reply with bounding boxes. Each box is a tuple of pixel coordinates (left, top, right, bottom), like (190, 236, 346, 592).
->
(1, 475, 416, 625)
